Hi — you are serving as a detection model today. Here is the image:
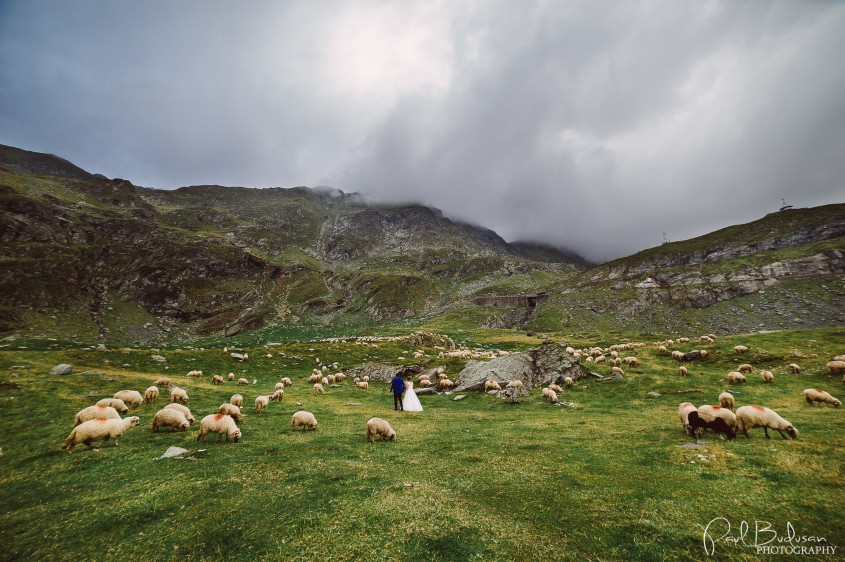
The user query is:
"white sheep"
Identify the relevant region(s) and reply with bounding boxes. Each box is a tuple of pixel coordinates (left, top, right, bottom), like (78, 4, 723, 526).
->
(255, 395, 271, 413)
(95, 398, 129, 414)
(211, 375, 224, 385)
(356, 381, 369, 391)
(698, 404, 737, 429)
(186, 370, 203, 378)
(363, 376, 370, 382)
(541, 388, 558, 403)
(237, 377, 249, 386)
(163, 403, 195, 424)
(113, 390, 143, 408)
(321, 377, 329, 386)
(565, 377, 574, 388)
(61, 416, 140, 453)
(291, 410, 318, 431)
(366, 418, 396, 442)
(484, 380, 501, 392)
(735, 405, 797, 439)
(153, 377, 171, 387)
(419, 379, 433, 388)
(217, 403, 243, 422)
(73, 405, 120, 427)
(728, 372, 746, 385)
(228, 372, 235, 381)
(678, 402, 697, 435)
(169, 386, 189, 404)
(624, 356, 639, 367)
(280, 377, 292, 387)
(313, 383, 325, 395)
(230, 394, 244, 407)
(678, 366, 688, 377)
(658, 346, 668, 354)
(594, 355, 606, 364)
(835, 355, 845, 362)
(761, 370, 774, 383)
(437, 379, 454, 391)
(718, 392, 735, 411)
(803, 388, 841, 407)
(271, 389, 285, 402)
(734, 345, 749, 354)
(788, 363, 801, 374)
(738, 364, 753, 373)
(671, 351, 684, 362)
(611, 366, 624, 376)
(827, 361, 845, 374)
(548, 384, 564, 393)
(507, 380, 524, 389)
(308, 374, 321, 383)
(143, 386, 158, 404)
(197, 414, 241, 443)
(274, 382, 285, 391)
(152, 408, 190, 432)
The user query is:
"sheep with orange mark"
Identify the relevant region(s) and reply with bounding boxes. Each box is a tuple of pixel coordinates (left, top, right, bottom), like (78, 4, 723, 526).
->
(61, 416, 140, 453)
(73, 405, 120, 427)
(152, 408, 190, 432)
(803, 389, 841, 407)
(197, 414, 241, 443)
(736, 406, 797, 439)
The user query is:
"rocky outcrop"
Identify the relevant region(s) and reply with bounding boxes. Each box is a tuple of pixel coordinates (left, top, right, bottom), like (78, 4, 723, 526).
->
(454, 342, 583, 391)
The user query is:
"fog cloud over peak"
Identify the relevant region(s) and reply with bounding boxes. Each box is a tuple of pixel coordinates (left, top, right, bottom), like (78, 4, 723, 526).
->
(2, 0, 843, 261)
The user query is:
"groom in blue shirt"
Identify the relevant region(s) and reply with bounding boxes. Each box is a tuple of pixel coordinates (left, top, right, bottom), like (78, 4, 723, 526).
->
(390, 373, 404, 411)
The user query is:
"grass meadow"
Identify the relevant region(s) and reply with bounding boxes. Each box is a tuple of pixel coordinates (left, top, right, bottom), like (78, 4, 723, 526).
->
(1, 328, 844, 561)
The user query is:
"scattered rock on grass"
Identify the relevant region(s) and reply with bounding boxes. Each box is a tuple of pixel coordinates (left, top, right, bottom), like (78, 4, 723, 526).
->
(50, 364, 73, 376)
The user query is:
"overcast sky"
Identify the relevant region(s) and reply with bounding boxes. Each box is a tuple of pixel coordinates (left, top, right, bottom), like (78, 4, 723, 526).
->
(1, 1, 844, 262)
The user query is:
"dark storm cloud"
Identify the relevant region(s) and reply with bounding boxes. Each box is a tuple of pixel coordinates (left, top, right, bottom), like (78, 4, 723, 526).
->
(2, 1, 844, 262)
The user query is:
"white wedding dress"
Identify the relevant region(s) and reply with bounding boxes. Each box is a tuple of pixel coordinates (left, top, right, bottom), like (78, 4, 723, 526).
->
(402, 381, 423, 412)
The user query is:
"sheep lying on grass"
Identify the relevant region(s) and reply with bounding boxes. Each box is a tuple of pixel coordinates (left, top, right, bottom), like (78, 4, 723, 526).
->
(73, 405, 120, 427)
(152, 408, 190, 432)
(164, 403, 195, 424)
(803, 389, 841, 407)
(735, 406, 797, 439)
(291, 411, 318, 431)
(197, 414, 241, 443)
(366, 418, 395, 442)
(61, 416, 140, 453)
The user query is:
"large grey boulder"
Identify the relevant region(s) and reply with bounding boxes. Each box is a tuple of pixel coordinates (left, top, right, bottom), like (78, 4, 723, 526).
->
(50, 364, 73, 376)
(454, 342, 583, 391)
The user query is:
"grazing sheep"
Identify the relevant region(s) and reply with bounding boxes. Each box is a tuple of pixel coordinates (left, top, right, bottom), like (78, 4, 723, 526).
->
(658, 346, 668, 354)
(228, 372, 235, 381)
(327, 375, 336, 384)
(291, 410, 318, 431)
(237, 378, 249, 386)
(548, 384, 564, 393)
(671, 351, 684, 362)
(313, 383, 325, 395)
(419, 379, 433, 388)
(678, 402, 697, 435)
(507, 380, 524, 389)
(274, 382, 285, 391)
(678, 337, 690, 343)
(718, 392, 735, 411)
(624, 356, 639, 367)
(678, 366, 688, 377)
(565, 377, 574, 388)
(438, 373, 448, 380)
(734, 345, 749, 354)
(366, 418, 396, 442)
(334, 374, 345, 382)
(735, 405, 797, 439)
(230, 394, 244, 407)
(280, 377, 292, 387)
(356, 381, 369, 391)
(594, 355, 606, 364)
(484, 380, 501, 392)
(164, 403, 195, 424)
(255, 395, 271, 413)
(321, 377, 329, 386)
(73, 405, 120, 427)
(686, 410, 736, 440)
(61, 416, 140, 453)
(308, 373, 321, 383)
(738, 364, 753, 373)
(217, 403, 243, 422)
(437, 379, 455, 391)
(169, 386, 189, 404)
(113, 390, 143, 408)
(541, 388, 558, 403)
(211, 375, 224, 385)
(788, 364, 801, 374)
(611, 366, 624, 376)
(827, 361, 845, 374)
(362, 376, 370, 383)
(728, 372, 747, 385)
(152, 408, 190, 432)
(761, 370, 774, 383)
(835, 355, 845, 362)
(144, 386, 159, 404)
(803, 388, 841, 407)
(197, 414, 241, 443)
(699, 405, 737, 430)
(186, 370, 203, 378)
(565, 346, 576, 355)
(153, 377, 171, 387)
(700, 350, 709, 359)
(271, 389, 285, 402)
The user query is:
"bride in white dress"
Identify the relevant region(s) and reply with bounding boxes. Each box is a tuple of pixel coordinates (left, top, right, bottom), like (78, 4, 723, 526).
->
(402, 380, 423, 412)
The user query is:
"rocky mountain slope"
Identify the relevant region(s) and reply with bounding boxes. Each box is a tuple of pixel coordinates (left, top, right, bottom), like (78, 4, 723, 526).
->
(1, 143, 843, 344)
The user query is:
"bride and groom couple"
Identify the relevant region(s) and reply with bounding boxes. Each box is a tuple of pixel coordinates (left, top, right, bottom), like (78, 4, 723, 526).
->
(390, 372, 423, 412)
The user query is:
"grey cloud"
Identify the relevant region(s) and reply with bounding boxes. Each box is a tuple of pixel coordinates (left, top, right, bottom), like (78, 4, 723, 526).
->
(2, 0, 844, 262)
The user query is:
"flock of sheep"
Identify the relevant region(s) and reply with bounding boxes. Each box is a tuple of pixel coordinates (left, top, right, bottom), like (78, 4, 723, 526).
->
(58, 335, 844, 453)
